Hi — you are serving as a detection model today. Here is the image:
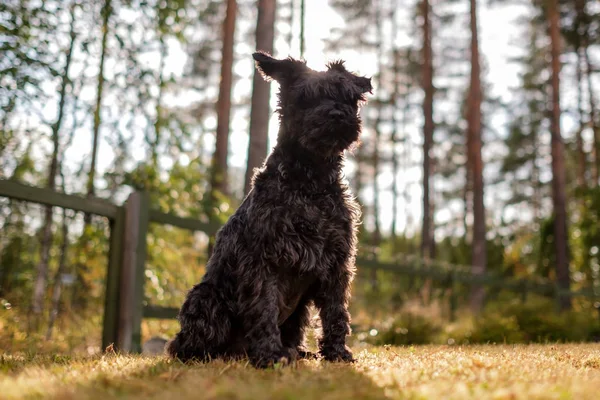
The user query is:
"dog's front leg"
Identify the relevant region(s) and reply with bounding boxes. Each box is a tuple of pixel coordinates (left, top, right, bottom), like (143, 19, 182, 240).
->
(314, 267, 354, 362)
(241, 276, 290, 368)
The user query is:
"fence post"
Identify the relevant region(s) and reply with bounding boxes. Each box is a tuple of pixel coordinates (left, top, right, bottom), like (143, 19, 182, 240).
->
(116, 191, 150, 353)
(101, 206, 125, 351)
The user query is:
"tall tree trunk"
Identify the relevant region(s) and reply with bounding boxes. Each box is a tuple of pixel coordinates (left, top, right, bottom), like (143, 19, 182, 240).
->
(373, 122, 381, 248)
(286, 0, 294, 49)
(85, 0, 111, 223)
(583, 47, 599, 186)
(548, 0, 571, 309)
(420, 0, 434, 261)
(299, 0, 305, 57)
(152, 35, 167, 167)
(353, 150, 365, 222)
(464, 142, 473, 240)
(531, 123, 541, 225)
(244, 0, 276, 195)
(468, 0, 486, 313)
(401, 87, 412, 243)
(210, 0, 237, 198)
(390, 90, 399, 243)
(46, 174, 70, 340)
(575, 47, 587, 189)
(371, 0, 386, 251)
(74, 0, 111, 308)
(401, 70, 413, 247)
(369, 0, 384, 291)
(429, 159, 436, 260)
(31, 5, 77, 322)
(390, 5, 400, 245)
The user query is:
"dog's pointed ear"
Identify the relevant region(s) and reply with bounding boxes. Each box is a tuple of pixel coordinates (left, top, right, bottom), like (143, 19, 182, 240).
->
(354, 76, 373, 94)
(253, 51, 307, 83)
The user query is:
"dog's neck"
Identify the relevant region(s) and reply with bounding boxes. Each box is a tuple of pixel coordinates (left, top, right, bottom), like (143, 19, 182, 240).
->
(266, 138, 345, 186)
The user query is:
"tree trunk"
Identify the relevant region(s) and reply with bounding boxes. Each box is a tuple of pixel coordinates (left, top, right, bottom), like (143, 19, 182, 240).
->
(390, 6, 400, 244)
(390, 100, 399, 243)
(46, 193, 70, 340)
(286, 0, 295, 49)
(31, 5, 77, 321)
(575, 47, 586, 189)
(421, 0, 434, 261)
(299, 0, 305, 57)
(429, 158, 436, 260)
(531, 123, 541, 224)
(548, 0, 571, 310)
(373, 124, 381, 248)
(85, 0, 111, 223)
(210, 0, 237, 198)
(583, 47, 599, 186)
(468, 0, 486, 313)
(151, 35, 167, 167)
(244, 0, 276, 195)
(372, 0, 383, 251)
(464, 142, 473, 240)
(73, 0, 111, 308)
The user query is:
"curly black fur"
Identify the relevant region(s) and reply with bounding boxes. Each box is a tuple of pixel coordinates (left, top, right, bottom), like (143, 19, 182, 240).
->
(167, 52, 372, 368)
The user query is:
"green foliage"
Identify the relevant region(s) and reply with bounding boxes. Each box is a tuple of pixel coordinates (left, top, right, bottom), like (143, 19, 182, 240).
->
(0, 225, 37, 299)
(470, 314, 524, 344)
(370, 313, 441, 346)
(572, 187, 600, 287)
(463, 297, 600, 344)
(358, 295, 600, 347)
(0, 302, 102, 355)
(537, 216, 555, 279)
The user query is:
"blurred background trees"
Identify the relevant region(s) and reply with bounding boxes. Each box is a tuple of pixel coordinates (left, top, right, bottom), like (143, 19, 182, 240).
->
(1, 0, 599, 351)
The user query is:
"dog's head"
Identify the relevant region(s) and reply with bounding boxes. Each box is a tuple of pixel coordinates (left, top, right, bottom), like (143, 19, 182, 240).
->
(253, 51, 372, 156)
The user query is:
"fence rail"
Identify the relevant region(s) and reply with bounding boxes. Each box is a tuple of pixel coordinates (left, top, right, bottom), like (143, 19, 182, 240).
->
(149, 209, 220, 235)
(0, 179, 119, 217)
(1, 179, 598, 353)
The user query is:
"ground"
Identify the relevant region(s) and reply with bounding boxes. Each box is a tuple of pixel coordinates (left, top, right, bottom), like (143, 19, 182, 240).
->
(1, 344, 599, 399)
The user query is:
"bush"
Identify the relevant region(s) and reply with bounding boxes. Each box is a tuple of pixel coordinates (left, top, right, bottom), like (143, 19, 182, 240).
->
(470, 314, 524, 344)
(363, 297, 600, 347)
(467, 298, 600, 344)
(371, 313, 441, 346)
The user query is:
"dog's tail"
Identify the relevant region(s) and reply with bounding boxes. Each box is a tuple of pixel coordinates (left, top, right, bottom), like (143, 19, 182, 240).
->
(166, 282, 232, 362)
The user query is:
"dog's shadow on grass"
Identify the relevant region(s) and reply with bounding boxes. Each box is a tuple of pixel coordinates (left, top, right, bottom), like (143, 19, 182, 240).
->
(4, 354, 390, 399)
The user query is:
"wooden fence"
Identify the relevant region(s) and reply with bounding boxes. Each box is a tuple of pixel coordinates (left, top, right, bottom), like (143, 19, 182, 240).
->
(1, 180, 598, 353)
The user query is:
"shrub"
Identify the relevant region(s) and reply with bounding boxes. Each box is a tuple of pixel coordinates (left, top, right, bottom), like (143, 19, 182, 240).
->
(371, 313, 441, 346)
(468, 298, 600, 344)
(470, 314, 524, 344)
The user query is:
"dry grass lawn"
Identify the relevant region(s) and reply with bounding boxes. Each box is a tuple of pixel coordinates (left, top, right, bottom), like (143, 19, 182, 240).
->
(1, 344, 599, 399)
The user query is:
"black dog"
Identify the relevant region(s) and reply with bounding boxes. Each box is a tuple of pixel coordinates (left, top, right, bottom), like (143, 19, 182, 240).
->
(167, 52, 372, 368)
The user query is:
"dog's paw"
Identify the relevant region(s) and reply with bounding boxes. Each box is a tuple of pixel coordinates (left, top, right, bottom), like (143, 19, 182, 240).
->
(296, 349, 319, 360)
(251, 350, 292, 369)
(285, 347, 318, 360)
(320, 345, 354, 363)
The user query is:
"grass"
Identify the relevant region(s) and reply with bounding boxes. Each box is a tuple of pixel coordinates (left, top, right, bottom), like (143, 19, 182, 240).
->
(1, 344, 599, 399)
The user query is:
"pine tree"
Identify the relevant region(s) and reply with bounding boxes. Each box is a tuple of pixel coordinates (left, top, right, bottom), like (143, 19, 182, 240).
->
(85, 0, 112, 220)
(210, 0, 237, 197)
(244, 0, 277, 195)
(547, 0, 571, 310)
(467, 0, 486, 312)
(31, 1, 78, 322)
(420, 0, 435, 261)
